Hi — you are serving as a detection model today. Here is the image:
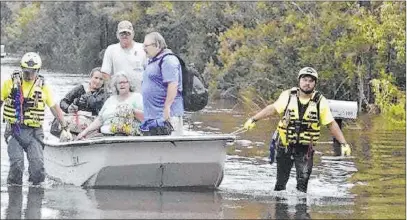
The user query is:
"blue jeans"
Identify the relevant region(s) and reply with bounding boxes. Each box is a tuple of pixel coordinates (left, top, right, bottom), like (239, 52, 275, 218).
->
(6, 125, 45, 185)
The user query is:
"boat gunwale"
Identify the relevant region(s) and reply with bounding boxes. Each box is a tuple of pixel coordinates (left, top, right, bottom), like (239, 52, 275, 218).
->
(44, 134, 236, 148)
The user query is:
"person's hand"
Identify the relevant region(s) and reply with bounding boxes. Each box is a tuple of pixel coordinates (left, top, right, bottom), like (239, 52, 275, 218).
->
(75, 130, 87, 141)
(341, 143, 352, 156)
(68, 104, 78, 113)
(163, 106, 170, 121)
(244, 118, 256, 130)
(60, 128, 73, 142)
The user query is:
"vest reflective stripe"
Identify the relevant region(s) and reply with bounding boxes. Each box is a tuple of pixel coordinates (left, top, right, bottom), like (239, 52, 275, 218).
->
(277, 88, 321, 147)
(3, 85, 45, 128)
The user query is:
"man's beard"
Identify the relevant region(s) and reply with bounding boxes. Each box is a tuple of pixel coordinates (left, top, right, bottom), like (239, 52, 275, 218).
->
(300, 87, 314, 94)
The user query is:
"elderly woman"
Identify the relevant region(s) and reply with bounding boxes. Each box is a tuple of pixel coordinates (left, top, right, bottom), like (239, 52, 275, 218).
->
(76, 71, 144, 140)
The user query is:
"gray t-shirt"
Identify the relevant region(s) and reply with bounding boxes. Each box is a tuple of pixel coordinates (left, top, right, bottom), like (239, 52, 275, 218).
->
(101, 41, 147, 92)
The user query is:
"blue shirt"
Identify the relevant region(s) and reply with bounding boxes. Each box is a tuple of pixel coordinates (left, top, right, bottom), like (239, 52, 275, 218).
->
(142, 49, 184, 121)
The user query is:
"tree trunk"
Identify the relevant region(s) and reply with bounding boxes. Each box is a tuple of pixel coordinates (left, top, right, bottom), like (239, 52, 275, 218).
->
(357, 56, 365, 112)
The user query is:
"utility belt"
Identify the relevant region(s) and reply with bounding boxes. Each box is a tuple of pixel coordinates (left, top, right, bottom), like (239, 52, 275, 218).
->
(277, 143, 310, 153)
(271, 130, 314, 162)
(276, 143, 314, 162)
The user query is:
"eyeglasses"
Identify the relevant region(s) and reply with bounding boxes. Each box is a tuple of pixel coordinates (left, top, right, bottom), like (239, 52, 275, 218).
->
(119, 32, 131, 37)
(117, 81, 129, 85)
(143, 43, 156, 48)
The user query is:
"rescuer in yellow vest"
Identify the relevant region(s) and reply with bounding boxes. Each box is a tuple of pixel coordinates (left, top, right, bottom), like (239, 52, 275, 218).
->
(243, 67, 352, 193)
(0, 52, 70, 185)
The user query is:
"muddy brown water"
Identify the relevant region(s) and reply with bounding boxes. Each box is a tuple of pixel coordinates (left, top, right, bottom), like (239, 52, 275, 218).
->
(1, 61, 405, 219)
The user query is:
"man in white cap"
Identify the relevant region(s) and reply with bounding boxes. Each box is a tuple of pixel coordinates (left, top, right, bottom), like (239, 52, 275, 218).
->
(101, 20, 147, 93)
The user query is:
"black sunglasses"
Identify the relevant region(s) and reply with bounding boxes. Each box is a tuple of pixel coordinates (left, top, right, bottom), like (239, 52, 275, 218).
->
(119, 32, 131, 37)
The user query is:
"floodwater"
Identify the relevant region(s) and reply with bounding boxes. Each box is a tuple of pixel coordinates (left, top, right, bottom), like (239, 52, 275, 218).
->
(0, 59, 405, 219)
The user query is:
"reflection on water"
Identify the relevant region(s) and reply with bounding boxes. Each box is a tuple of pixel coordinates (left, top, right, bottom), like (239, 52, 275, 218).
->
(3, 186, 44, 219)
(0, 63, 405, 219)
(350, 117, 406, 219)
(1, 184, 345, 219)
(273, 197, 310, 219)
(88, 189, 223, 219)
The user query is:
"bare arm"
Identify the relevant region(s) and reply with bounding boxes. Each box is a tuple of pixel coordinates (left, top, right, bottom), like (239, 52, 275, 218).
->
(251, 103, 278, 121)
(82, 117, 102, 134)
(134, 109, 144, 122)
(49, 104, 67, 128)
(163, 82, 178, 120)
(327, 120, 347, 144)
(164, 82, 178, 108)
(76, 117, 103, 140)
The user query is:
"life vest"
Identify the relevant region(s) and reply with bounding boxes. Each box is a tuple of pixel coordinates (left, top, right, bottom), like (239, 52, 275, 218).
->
(277, 87, 322, 147)
(3, 71, 46, 128)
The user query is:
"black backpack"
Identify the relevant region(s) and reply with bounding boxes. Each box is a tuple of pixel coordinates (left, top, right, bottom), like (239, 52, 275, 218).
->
(159, 53, 208, 112)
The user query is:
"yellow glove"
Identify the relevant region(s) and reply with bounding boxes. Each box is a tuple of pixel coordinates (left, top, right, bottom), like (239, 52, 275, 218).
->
(244, 118, 257, 130)
(60, 128, 73, 142)
(341, 143, 351, 156)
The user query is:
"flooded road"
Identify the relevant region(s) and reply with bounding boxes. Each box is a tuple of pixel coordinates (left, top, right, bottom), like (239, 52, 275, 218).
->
(0, 61, 405, 219)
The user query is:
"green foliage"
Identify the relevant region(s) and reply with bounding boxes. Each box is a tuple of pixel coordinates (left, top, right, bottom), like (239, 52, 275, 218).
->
(1, 1, 405, 112)
(211, 1, 405, 112)
(4, 2, 41, 52)
(371, 73, 406, 125)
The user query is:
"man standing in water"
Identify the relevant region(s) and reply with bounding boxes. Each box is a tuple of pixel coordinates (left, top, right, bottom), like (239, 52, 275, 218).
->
(101, 20, 147, 92)
(244, 67, 352, 193)
(0, 52, 70, 185)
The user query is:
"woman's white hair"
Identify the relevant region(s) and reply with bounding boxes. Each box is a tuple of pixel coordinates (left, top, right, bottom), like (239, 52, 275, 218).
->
(110, 71, 136, 95)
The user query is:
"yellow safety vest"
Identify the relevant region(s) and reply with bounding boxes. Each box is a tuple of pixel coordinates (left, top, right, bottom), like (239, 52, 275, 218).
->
(3, 74, 45, 128)
(277, 87, 322, 147)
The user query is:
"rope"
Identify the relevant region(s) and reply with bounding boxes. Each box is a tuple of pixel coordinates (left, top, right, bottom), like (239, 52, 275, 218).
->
(13, 84, 24, 135)
(230, 127, 247, 135)
(315, 141, 334, 144)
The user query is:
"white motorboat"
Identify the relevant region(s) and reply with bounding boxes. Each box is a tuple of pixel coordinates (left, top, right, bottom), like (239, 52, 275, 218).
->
(44, 134, 235, 189)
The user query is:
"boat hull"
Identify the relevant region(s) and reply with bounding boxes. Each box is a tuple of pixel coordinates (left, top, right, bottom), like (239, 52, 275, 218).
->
(44, 135, 234, 188)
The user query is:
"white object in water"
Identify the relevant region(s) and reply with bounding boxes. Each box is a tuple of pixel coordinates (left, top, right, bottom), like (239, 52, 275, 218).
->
(327, 99, 358, 119)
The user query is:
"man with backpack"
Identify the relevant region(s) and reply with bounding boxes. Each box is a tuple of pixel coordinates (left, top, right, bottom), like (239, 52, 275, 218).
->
(141, 32, 184, 135)
(243, 67, 352, 193)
